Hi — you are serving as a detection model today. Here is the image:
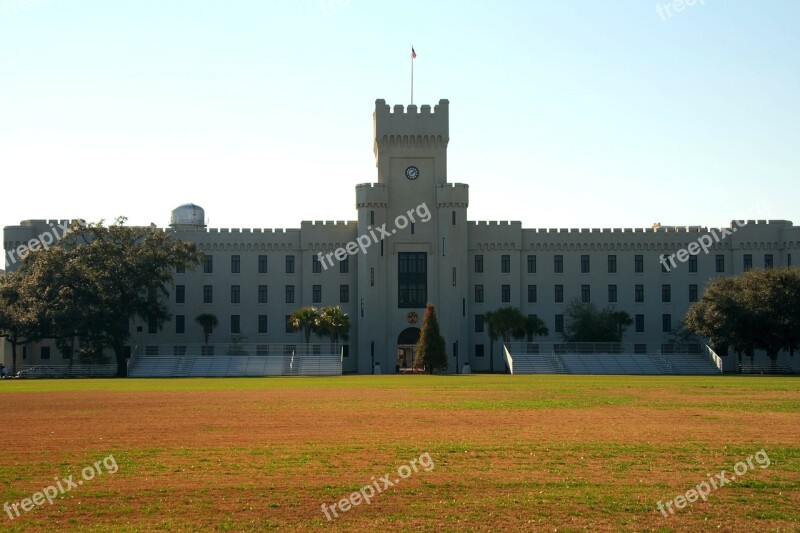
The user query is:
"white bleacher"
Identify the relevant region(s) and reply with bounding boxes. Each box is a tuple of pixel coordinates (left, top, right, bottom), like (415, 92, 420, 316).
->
(127, 344, 343, 377)
(504, 343, 723, 375)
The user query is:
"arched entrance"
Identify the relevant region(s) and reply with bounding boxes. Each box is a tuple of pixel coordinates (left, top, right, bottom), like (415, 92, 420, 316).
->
(396, 327, 420, 372)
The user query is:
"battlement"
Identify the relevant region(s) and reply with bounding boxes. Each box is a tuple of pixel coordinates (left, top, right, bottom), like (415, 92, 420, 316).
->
(300, 220, 356, 227)
(436, 183, 469, 207)
(356, 182, 389, 207)
(520, 226, 710, 234)
(374, 98, 449, 140)
(469, 221, 521, 227)
(207, 228, 297, 235)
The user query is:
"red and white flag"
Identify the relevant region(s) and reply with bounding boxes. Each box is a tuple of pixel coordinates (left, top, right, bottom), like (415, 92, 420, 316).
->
(411, 47, 416, 59)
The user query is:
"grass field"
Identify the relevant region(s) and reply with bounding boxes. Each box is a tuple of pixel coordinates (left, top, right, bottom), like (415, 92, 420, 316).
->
(0, 375, 798, 532)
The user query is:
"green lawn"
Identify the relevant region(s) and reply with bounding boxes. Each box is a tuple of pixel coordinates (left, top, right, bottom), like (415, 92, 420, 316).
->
(0, 375, 798, 531)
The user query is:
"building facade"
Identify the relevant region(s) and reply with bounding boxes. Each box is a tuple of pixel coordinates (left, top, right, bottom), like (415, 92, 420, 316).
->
(4, 98, 800, 373)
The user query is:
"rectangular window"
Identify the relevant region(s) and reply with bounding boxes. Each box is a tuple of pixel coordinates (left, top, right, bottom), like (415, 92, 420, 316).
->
(286, 285, 295, 304)
(312, 255, 322, 273)
(635, 314, 644, 333)
(689, 284, 698, 303)
(608, 284, 617, 303)
(475, 344, 485, 358)
(743, 254, 752, 272)
(661, 255, 670, 273)
(231, 255, 240, 274)
(634, 343, 647, 354)
(581, 255, 590, 273)
(146, 317, 157, 334)
(661, 284, 671, 303)
(230, 315, 240, 334)
(286, 255, 295, 274)
(764, 254, 773, 269)
(340, 284, 349, 303)
(370, 267, 375, 287)
(634, 255, 643, 273)
(410, 222, 415, 235)
(175, 285, 185, 304)
(176, 264, 185, 274)
(662, 314, 672, 333)
(370, 210, 374, 225)
(258, 255, 268, 273)
(527, 255, 536, 274)
(340, 257, 349, 273)
(312, 284, 322, 303)
(501, 284, 511, 303)
(176, 315, 185, 334)
(555, 284, 564, 303)
(452, 211, 456, 225)
(452, 267, 457, 287)
(474, 255, 484, 273)
(501, 255, 511, 273)
(41, 346, 51, 360)
(231, 285, 240, 304)
(285, 315, 293, 333)
(204, 255, 213, 273)
(554, 255, 563, 273)
(527, 284, 537, 303)
(608, 255, 617, 273)
(581, 284, 590, 303)
(716, 254, 725, 273)
(258, 315, 268, 334)
(474, 284, 484, 303)
(342, 345, 350, 358)
(258, 285, 268, 304)
(475, 314, 484, 333)
(635, 284, 644, 303)
(398, 252, 427, 308)
(689, 255, 698, 273)
(203, 285, 213, 304)
(555, 314, 564, 333)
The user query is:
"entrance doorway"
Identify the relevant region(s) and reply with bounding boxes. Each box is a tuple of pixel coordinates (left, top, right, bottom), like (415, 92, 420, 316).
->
(396, 327, 420, 372)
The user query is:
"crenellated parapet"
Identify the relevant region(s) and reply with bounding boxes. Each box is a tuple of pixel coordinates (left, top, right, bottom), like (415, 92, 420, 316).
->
(436, 183, 469, 208)
(373, 99, 449, 157)
(355, 182, 389, 208)
(468, 220, 523, 251)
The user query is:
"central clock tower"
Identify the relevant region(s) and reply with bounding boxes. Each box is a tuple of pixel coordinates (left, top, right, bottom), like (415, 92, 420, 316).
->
(355, 99, 469, 374)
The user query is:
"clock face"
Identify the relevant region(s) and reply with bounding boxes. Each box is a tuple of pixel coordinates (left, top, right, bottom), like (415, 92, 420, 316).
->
(405, 166, 420, 180)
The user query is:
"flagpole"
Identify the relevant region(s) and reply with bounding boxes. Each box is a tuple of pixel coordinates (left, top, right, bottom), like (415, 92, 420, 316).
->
(410, 46, 414, 105)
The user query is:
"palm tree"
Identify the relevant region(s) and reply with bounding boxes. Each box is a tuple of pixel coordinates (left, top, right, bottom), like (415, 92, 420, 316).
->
(484, 310, 499, 372)
(195, 313, 218, 345)
(289, 307, 321, 344)
(524, 314, 549, 342)
(317, 306, 351, 350)
(485, 307, 527, 372)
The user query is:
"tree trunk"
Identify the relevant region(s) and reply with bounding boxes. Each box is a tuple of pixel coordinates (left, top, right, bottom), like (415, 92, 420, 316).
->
(11, 340, 18, 375)
(114, 342, 127, 377)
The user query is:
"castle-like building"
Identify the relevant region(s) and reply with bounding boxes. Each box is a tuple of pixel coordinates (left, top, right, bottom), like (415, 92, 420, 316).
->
(4, 99, 800, 373)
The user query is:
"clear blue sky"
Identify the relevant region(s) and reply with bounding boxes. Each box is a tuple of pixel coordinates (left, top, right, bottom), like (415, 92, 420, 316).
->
(1, 0, 798, 231)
